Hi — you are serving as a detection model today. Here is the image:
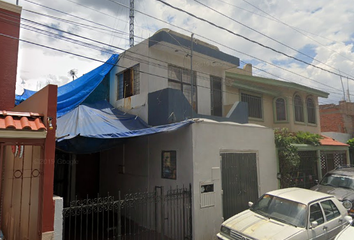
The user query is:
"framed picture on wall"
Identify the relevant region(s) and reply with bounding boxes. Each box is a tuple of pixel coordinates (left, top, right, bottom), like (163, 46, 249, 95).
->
(161, 150, 176, 179)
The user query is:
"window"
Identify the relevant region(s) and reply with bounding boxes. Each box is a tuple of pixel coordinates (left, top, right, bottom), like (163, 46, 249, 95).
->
(168, 65, 197, 111)
(241, 92, 262, 119)
(307, 97, 316, 124)
(210, 75, 222, 116)
(275, 98, 286, 121)
(320, 200, 340, 221)
(310, 203, 324, 225)
(294, 94, 304, 122)
(117, 64, 140, 100)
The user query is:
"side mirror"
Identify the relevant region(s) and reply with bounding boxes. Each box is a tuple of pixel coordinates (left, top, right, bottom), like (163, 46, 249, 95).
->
(248, 202, 253, 208)
(344, 216, 353, 224)
(310, 221, 318, 229)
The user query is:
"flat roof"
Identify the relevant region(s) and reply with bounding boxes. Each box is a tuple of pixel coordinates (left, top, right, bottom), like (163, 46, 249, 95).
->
(149, 29, 240, 66)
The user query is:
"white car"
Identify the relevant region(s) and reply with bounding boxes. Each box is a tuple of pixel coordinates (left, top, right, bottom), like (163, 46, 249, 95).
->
(334, 217, 354, 240)
(217, 188, 350, 240)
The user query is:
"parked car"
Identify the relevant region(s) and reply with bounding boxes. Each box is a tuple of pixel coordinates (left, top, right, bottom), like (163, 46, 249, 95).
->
(335, 217, 353, 240)
(217, 187, 349, 240)
(311, 166, 354, 216)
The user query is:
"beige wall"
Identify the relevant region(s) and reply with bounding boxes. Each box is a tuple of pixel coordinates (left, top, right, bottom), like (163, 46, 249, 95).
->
(224, 80, 321, 134)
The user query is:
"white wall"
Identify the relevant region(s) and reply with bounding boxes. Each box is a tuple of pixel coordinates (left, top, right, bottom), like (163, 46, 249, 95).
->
(191, 120, 278, 240)
(99, 120, 277, 240)
(321, 132, 351, 144)
(110, 40, 232, 122)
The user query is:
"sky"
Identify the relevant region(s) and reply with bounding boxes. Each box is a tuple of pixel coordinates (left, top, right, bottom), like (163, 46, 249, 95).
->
(3, 0, 354, 104)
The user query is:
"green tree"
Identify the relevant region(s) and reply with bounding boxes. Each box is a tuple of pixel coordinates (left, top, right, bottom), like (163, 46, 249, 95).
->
(274, 128, 322, 188)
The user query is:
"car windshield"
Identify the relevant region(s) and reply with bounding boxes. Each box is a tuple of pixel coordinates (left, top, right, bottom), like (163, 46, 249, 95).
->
(320, 173, 354, 190)
(250, 194, 307, 228)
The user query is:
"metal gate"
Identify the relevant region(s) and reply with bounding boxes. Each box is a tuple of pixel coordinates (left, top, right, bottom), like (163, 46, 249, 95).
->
(0, 144, 43, 240)
(221, 152, 258, 220)
(62, 185, 192, 240)
(320, 151, 347, 177)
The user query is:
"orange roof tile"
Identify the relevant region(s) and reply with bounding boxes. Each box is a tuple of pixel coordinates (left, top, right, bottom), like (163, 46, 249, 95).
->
(320, 135, 349, 146)
(0, 111, 46, 131)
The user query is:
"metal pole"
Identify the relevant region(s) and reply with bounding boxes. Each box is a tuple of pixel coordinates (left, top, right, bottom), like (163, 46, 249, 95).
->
(190, 33, 194, 118)
(129, 0, 134, 47)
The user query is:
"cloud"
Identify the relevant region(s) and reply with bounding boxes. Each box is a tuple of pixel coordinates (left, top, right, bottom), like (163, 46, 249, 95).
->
(3, 0, 354, 104)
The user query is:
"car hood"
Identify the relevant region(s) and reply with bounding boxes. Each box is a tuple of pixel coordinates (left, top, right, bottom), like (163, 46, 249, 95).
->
(311, 185, 354, 201)
(223, 210, 304, 240)
(335, 225, 354, 239)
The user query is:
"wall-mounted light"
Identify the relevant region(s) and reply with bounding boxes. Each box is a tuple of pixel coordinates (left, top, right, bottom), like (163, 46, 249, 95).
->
(47, 117, 53, 130)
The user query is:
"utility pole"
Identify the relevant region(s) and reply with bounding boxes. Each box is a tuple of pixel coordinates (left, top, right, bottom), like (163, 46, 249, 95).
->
(129, 0, 134, 47)
(190, 33, 194, 118)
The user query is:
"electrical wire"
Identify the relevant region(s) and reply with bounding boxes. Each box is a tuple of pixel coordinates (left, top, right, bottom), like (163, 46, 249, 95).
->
(156, 0, 354, 82)
(1, 0, 348, 98)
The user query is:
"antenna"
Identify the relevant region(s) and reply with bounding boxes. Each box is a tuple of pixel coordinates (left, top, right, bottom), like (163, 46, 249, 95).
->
(129, 0, 134, 47)
(347, 77, 351, 102)
(339, 70, 346, 101)
(68, 69, 78, 81)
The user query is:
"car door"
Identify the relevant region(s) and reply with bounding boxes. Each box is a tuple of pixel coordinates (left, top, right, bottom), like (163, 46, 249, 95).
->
(319, 200, 345, 240)
(308, 203, 328, 240)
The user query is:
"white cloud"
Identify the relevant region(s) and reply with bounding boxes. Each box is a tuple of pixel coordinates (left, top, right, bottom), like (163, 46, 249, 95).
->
(2, 0, 354, 104)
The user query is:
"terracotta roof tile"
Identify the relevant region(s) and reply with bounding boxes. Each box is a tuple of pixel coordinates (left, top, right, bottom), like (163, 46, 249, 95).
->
(0, 111, 46, 131)
(320, 135, 349, 146)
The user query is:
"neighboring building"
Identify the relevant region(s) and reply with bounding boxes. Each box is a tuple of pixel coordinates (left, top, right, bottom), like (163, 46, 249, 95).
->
(225, 67, 328, 134)
(0, 1, 59, 239)
(320, 101, 354, 143)
(0, 0, 20, 110)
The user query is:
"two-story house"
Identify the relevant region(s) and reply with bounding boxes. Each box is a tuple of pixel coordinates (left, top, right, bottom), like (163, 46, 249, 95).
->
(109, 28, 348, 188)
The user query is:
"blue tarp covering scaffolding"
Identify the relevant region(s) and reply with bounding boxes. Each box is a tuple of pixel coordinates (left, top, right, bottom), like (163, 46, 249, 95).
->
(56, 101, 194, 153)
(15, 54, 119, 118)
(16, 54, 194, 153)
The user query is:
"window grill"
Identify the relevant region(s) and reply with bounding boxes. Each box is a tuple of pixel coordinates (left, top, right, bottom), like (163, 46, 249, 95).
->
(275, 98, 286, 121)
(294, 95, 304, 122)
(307, 97, 316, 124)
(241, 93, 262, 119)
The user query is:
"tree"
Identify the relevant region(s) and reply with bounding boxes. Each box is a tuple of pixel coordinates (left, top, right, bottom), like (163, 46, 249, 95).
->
(274, 128, 322, 188)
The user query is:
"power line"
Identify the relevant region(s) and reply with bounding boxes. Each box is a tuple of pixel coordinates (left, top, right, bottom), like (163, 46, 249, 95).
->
(156, 0, 354, 82)
(5, 0, 346, 98)
(102, 0, 346, 96)
(194, 0, 354, 81)
(239, 0, 354, 66)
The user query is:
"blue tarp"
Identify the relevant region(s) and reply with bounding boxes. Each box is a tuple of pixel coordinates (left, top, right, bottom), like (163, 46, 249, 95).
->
(56, 101, 194, 153)
(15, 54, 119, 117)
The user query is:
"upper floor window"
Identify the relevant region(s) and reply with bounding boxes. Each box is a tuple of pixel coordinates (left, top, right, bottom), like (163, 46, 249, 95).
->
(306, 97, 316, 124)
(241, 92, 262, 119)
(294, 94, 304, 122)
(168, 65, 197, 111)
(117, 64, 140, 100)
(210, 75, 222, 117)
(275, 97, 286, 121)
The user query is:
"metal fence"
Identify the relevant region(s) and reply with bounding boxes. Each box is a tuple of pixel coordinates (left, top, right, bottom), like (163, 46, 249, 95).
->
(62, 185, 192, 240)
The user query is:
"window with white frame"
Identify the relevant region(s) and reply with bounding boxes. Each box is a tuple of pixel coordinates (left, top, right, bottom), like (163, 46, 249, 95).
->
(241, 92, 262, 119)
(275, 97, 286, 121)
(168, 65, 197, 111)
(294, 94, 304, 122)
(306, 97, 316, 124)
(117, 64, 140, 100)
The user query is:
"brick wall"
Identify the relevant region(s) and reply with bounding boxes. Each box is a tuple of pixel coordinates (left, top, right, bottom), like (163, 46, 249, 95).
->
(0, 2, 21, 110)
(320, 103, 354, 133)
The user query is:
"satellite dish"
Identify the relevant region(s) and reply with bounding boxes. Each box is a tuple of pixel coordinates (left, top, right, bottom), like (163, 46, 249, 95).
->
(68, 69, 78, 81)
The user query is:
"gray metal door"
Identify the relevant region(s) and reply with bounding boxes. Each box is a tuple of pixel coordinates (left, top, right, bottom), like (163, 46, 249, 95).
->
(221, 153, 258, 220)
